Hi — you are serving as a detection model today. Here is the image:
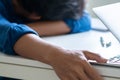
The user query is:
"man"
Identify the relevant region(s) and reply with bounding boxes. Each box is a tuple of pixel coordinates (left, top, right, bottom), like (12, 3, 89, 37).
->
(0, 0, 107, 80)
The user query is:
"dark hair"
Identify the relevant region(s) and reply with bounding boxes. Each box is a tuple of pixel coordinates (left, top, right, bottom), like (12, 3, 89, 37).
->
(17, 0, 85, 20)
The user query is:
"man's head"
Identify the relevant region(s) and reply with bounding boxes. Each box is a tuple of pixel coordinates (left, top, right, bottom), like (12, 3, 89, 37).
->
(17, 0, 85, 20)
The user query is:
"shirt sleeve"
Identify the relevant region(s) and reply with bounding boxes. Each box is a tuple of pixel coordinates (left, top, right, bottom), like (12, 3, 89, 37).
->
(64, 11, 92, 33)
(0, 14, 38, 55)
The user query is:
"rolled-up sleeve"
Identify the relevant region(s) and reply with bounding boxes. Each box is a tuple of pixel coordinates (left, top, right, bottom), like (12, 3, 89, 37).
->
(64, 11, 91, 33)
(0, 15, 38, 55)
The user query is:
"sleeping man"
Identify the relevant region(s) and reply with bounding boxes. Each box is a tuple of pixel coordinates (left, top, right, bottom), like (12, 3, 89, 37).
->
(0, 0, 107, 80)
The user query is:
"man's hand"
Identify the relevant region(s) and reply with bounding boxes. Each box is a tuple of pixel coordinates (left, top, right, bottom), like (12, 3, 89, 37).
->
(49, 50, 107, 80)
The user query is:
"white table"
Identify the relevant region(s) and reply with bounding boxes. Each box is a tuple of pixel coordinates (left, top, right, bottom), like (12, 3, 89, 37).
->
(0, 18, 120, 80)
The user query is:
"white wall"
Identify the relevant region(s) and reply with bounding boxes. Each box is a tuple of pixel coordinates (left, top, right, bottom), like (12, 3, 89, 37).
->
(87, 0, 120, 17)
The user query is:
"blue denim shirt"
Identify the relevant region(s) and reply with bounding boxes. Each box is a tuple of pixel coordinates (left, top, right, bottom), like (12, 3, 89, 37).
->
(0, 0, 91, 55)
(64, 11, 91, 33)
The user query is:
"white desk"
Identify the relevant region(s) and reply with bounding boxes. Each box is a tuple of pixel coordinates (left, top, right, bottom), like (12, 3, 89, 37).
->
(0, 18, 120, 80)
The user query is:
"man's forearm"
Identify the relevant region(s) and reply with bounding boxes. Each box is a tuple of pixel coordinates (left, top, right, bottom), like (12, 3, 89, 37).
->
(13, 33, 63, 64)
(26, 21, 70, 36)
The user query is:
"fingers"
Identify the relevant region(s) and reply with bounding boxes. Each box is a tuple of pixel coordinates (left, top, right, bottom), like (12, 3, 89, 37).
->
(57, 71, 79, 80)
(76, 69, 90, 80)
(82, 50, 107, 63)
(68, 72, 80, 80)
(79, 51, 104, 80)
(69, 50, 104, 80)
(72, 60, 102, 80)
(60, 69, 90, 80)
(82, 62, 103, 80)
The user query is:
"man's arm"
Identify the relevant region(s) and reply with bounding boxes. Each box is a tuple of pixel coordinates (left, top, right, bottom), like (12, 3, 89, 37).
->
(14, 33, 106, 80)
(27, 21, 71, 36)
(26, 11, 92, 37)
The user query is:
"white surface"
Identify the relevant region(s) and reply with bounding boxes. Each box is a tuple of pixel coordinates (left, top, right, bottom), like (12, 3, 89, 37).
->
(0, 18, 120, 80)
(93, 2, 120, 42)
(42, 30, 120, 59)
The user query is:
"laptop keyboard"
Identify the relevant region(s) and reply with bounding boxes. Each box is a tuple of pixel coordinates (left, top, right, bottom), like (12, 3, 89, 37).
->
(107, 55, 120, 64)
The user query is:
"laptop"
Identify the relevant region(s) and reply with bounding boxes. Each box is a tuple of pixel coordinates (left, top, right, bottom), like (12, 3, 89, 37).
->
(92, 2, 120, 65)
(93, 2, 120, 42)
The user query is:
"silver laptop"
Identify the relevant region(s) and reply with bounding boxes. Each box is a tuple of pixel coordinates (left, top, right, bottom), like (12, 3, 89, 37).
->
(93, 2, 120, 42)
(92, 2, 120, 66)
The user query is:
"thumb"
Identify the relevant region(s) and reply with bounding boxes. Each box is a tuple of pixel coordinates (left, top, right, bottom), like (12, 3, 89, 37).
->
(82, 51, 107, 63)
